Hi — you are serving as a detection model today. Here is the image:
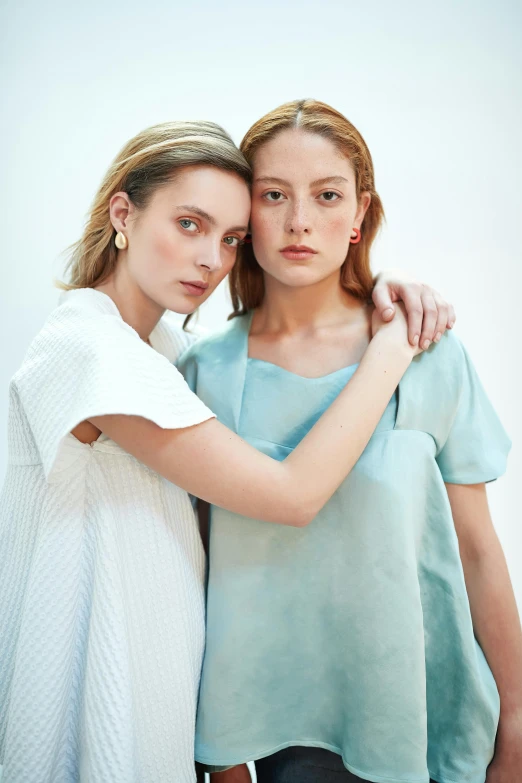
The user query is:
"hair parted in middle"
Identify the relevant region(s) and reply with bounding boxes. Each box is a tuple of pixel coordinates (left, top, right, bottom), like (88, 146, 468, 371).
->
(229, 99, 384, 319)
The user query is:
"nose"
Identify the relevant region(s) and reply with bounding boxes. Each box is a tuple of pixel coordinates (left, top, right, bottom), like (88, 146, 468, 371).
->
(196, 238, 223, 273)
(285, 198, 311, 235)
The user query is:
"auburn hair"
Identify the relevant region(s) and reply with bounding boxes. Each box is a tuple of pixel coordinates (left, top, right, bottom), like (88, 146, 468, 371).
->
(229, 99, 383, 318)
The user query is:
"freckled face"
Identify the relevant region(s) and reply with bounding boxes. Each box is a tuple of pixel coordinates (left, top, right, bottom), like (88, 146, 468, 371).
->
(250, 128, 370, 289)
(124, 165, 251, 314)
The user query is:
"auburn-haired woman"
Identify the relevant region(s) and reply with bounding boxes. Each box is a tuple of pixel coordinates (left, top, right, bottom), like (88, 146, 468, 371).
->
(179, 101, 521, 783)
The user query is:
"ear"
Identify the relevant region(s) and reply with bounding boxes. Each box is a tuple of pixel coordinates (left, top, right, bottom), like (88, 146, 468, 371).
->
(109, 192, 135, 233)
(354, 191, 371, 228)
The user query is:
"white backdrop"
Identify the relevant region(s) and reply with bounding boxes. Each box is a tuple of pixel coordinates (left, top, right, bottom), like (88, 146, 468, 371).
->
(1, 0, 521, 611)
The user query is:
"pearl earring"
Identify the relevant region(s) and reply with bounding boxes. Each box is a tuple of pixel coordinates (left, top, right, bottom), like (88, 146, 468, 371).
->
(115, 231, 128, 250)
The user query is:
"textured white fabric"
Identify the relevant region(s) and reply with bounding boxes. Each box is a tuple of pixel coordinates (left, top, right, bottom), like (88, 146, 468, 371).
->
(0, 288, 214, 783)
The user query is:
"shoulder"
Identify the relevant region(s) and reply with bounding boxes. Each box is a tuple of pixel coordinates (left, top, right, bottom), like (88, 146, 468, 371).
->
(405, 329, 467, 392)
(395, 330, 469, 443)
(12, 289, 147, 390)
(416, 328, 464, 364)
(34, 288, 128, 339)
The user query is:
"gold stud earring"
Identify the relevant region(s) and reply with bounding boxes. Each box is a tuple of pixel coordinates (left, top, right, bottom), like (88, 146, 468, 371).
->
(115, 231, 128, 250)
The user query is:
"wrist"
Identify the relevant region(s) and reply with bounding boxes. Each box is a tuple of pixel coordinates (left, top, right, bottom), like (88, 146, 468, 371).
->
(370, 329, 415, 365)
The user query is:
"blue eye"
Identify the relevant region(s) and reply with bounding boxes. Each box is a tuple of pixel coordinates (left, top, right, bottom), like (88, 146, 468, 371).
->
(223, 236, 240, 247)
(264, 191, 284, 202)
(179, 218, 198, 231)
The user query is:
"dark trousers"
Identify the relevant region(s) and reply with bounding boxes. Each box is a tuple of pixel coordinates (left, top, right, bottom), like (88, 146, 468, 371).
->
(255, 746, 437, 783)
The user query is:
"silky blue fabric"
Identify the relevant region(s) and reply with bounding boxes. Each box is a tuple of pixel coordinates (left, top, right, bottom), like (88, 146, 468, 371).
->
(178, 314, 511, 783)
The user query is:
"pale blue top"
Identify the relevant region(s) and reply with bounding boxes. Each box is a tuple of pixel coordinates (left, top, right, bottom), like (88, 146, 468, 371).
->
(178, 313, 511, 783)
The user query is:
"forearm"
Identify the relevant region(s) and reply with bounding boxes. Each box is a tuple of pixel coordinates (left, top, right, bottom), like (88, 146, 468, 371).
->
(191, 328, 412, 523)
(283, 329, 412, 518)
(462, 540, 522, 721)
(445, 482, 522, 776)
(92, 332, 412, 526)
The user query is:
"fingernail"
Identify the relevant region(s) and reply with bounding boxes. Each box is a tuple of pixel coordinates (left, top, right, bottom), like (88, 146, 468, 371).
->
(413, 334, 419, 346)
(423, 339, 431, 350)
(449, 320, 455, 329)
(435, 332, 442, 342)
(383, 308, 394, 319)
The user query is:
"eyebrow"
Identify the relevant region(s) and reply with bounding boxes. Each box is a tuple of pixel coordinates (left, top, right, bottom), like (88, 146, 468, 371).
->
(175, 204, 248, 233)
(254, 176, 349, 187)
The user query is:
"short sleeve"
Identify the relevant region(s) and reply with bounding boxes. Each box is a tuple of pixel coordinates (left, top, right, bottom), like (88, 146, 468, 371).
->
(435, 342, 511, 484)
(13, 306, 215, 483)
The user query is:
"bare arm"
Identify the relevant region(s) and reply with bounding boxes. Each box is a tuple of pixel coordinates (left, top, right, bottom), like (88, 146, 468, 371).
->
(86, 316, 414, 527)
(446, 483, 522, 780)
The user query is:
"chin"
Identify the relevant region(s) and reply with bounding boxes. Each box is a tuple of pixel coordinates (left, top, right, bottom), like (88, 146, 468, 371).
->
(274, 270, 329, 288)
(149, 292, 195, 315)
(168, 299, 199, 315)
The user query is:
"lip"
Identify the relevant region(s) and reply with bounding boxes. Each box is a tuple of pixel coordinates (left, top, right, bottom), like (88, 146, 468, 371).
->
(280, 244, 318, 260)
(181, 280, 209, 296)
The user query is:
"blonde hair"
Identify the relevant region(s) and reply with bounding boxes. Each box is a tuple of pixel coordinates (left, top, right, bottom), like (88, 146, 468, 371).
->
(229, 99, 383, 318)
(60, 121, 251, 290)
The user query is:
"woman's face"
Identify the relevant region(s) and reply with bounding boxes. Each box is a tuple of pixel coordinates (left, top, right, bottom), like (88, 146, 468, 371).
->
(250, 128, 370, 290)
(111, 165, 251, 314)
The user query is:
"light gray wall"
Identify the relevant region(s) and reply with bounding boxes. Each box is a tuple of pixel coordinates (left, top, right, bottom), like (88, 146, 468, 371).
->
(1, 0, 520, 609)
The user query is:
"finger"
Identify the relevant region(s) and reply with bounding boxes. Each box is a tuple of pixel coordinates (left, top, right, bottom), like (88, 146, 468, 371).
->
(447, 302, 456, 329)
(396, 286, 423, 346)
(371, 285, 395, 321)
(432, 296, 449, 343)
(419, 293, 439, 349)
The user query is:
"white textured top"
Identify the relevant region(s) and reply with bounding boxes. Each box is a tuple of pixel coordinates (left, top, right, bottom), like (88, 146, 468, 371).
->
(0, 288, 214, 783)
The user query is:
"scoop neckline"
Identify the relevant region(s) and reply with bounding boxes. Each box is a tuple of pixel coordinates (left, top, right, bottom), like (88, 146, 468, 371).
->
(247, 356, 359, 382)
(245, 309, 365, 382)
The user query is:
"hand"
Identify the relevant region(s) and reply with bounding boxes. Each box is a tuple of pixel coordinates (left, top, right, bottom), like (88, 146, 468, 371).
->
(371, 302, 423, 358)
(210, 764, 252, 782)
(372, 269, 456, 350)
(486, 713, 522, 782)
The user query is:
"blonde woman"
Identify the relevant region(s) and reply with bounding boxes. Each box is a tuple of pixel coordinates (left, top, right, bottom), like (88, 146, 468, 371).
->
(1, 120, 452, 783)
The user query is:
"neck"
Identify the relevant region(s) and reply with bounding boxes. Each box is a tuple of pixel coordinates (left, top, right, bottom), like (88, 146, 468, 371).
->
(253, 270, 367, 335)
(95, 259, 164, 342)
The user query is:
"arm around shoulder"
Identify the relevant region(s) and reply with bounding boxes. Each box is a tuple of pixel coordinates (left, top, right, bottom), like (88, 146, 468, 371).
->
(91, 326, 415, 526)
